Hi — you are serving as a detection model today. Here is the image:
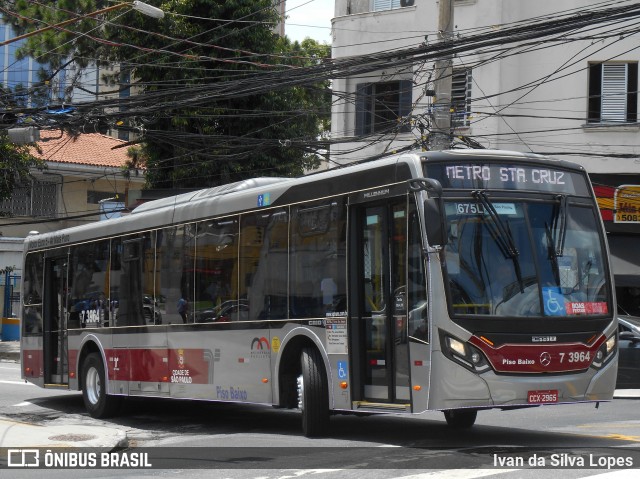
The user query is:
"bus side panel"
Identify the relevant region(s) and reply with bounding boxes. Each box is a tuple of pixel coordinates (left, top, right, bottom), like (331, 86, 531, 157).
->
(428, 351, 492, 410)
(327, 353, 351, 410)
(114, 329, 169, 396)
(67, 333, 80, 390)
(166, 326, 273, 404)
(408, 340, 430, 413)
(22, 335, 44, 387)
(585, 352, 618, 401)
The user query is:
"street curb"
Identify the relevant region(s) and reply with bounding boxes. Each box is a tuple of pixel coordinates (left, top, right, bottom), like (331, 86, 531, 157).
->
(0, 341, 20, 362)
(0, 416, 129, 449)
(0, 353, 19, 362)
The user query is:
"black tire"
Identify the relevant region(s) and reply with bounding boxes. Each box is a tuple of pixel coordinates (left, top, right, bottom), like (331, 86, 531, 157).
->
(299, 346, 329, 437)
(443, 409, 477, 428)
(81, 352, 121, 418)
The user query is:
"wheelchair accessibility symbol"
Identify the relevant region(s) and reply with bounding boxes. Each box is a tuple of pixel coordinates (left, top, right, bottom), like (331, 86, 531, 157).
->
(337, 361, 348, 379)
(543, 288, 566, 316)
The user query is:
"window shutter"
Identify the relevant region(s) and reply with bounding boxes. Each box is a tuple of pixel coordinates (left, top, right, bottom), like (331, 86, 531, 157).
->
(627, 63, 638, 123)
(373, 0, 402, 11)
(601, 63, 627, 122)
(452, 69, 472, 128)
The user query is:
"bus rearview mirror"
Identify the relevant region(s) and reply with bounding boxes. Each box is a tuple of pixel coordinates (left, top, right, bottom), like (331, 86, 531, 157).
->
(424, 197, 447, 247)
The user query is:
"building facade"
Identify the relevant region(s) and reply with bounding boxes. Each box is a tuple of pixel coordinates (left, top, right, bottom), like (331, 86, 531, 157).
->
(0, 130, 146, 239)
(0, 131, 146, 319)
(330, 0, 640, 307)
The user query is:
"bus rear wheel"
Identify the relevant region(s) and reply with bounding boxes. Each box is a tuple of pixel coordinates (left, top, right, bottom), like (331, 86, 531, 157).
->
(298, 346, 329, 437)
(82, 352, 121, 418)
(443, 409, 477, 428)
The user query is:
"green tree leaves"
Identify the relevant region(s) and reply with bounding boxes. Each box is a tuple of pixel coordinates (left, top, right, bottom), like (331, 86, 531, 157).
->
(6, 0, 331, 189)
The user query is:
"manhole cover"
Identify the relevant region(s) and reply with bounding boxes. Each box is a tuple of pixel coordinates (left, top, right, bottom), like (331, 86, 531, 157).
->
(48, 434, 97, 442)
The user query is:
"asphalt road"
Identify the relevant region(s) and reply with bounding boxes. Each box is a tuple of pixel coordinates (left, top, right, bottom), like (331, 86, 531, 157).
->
(1, 360, 640, 478)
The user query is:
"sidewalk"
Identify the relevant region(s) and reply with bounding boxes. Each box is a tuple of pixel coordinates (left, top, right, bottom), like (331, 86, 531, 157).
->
(0, 339, 19, 361)
(0, 340, 127, 449)
(0, 416, 128, 448)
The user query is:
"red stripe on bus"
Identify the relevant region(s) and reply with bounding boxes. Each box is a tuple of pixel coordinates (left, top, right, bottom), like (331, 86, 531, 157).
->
(22, 349, 43, 378)
(103, 348, 210, 384)
(469, 335, 607, 373)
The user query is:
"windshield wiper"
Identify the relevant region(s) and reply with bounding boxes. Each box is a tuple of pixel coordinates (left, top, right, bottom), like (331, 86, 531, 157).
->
(472, 190, 518, 257)
(544, 222, 561, 285)
(472, 190, 524, 293)
(552, 194, 568, 257)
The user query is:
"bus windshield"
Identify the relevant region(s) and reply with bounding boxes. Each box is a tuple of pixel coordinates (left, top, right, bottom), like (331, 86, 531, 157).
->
(443, 198, 610, 317)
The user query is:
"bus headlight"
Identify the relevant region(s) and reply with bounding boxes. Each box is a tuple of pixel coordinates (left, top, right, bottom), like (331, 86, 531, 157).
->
(441, 331, 490, 373)
(591, 333, 616, 370)
(606, 335, 616, 354)
(447, 337, 467, 357)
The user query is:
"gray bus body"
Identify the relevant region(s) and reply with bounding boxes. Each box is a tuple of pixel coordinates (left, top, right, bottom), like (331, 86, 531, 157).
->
(21, 150, 618, 436)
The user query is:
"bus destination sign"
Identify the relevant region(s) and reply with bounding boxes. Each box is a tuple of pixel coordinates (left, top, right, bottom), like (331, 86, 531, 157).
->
(425, 163, 589, 195)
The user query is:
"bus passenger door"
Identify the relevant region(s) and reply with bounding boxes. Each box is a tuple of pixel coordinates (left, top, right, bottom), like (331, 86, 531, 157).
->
(350, 200, 411, 405)
(43, 256, 69, 386)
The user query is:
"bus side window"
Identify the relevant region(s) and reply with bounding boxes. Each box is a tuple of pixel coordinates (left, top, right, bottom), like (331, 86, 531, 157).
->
(68, 240, 110, 328)
(240, 210, 289, 321)
(290, 200, 347, 319)
(193, 218, 239, 324)
(23, 253, 44, 336)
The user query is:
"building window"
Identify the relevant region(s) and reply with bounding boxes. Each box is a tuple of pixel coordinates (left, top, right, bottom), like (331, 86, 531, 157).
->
(452, 68, 472, 128)
(87, 190, 121, 204)
(372, 0, 403, 11)
(0, 180, 57, 218)
(355, 80, 412, 135)
(588, 62, 638, 124)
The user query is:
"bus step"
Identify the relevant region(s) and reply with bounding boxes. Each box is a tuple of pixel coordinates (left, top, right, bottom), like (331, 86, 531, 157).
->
(354, 401, 410, 412)
(44, 383, 69, 390)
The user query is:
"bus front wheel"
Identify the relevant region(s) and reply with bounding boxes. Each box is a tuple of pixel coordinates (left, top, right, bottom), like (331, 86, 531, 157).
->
(81, 352, 121, 418)
(298, 346, 329, 437)
(443, 409, 477, 428)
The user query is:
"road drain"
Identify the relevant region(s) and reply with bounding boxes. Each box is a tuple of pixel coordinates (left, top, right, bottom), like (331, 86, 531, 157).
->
(47, 434, 97, 442)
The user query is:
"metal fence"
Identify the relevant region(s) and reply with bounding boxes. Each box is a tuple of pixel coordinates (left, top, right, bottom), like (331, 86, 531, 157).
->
(1, 273, 21, 318)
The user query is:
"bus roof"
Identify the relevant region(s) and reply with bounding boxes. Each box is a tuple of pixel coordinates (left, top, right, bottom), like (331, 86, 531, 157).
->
(23, 149, 586, 251)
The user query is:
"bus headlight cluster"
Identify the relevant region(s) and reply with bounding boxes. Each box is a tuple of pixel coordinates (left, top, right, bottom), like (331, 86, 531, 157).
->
(606, 335, 616, 354)
(591, 334, 616, 370)
(441, 331, 490, 373)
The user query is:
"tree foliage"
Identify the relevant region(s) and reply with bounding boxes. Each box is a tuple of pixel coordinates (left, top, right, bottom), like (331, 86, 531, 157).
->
(0, 133, 43, 204)
(7, 0, 331, 189)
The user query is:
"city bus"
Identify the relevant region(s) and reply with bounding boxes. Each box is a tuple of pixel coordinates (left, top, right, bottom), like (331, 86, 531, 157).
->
(20, 149, 618, 437)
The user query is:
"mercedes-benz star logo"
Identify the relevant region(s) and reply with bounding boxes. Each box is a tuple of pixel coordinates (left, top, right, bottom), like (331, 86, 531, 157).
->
(540, 352, 552, 367)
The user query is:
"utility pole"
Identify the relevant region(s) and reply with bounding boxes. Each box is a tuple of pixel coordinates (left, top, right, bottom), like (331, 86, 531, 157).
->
(430, 0, 454, 150)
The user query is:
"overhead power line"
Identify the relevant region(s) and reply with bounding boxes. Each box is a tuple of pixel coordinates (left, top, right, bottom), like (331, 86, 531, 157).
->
(4, 0, 640, 167)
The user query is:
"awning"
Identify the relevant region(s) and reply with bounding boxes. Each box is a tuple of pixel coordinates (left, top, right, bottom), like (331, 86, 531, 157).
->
(607, 235, 640, 288)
